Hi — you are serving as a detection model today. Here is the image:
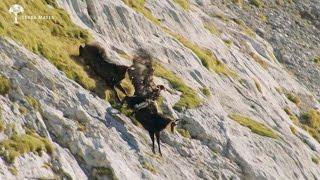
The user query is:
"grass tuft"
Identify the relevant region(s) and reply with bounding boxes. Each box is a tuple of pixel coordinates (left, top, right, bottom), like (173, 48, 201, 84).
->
(26, 95, 40, 110)
(286, 93, 301, 105)
(8, 167, 18, 176)
(200, 87, 211, 97)
(0, 75, 10, 95)
(173, 0, 190, 10)
(93, 167, 118, 180)
(0, 120, 5, 132)
(123, 0, 236, 77)
(0, 133, 54, 164)
(123, 0, 161, 25)
(229, 114, 278, 138)
(142, 161, 157, 174)
(176, 128, 191, 138)
(301, 109, 320, 130)
(204, 23, 220, 36)
(250, 0, 263, 8)
(290, 125, 296, 135)
(167, 33, 237, 77)
(312, 156, 320, 165)
(154, 63, 201, 111)
(0, 0, 95, 90)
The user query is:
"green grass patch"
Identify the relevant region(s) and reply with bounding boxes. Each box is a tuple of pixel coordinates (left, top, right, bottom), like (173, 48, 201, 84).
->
(167, 32, 237, 77)
(176, 128, 191, 138)
(26, 95, 40, 110)
(123, 0, 236, 77)
(204, 23, 220, 35)
(286, 93, 301, 105)
(290, 125, 296, 135)
(301, 109, 320, 130)
(0, 0, 95, 90)
(8, 167, 18, 176)
(173, 0, 190, 10)
(284, 107, 292, 116)
(0, 75, 10, 95)
(223, 39, 233, 47)
(0, 119, 5, 132)
(154, 63, 201, 111)
(123, 0, 161, 25)
(314, 56, 320, 65)
(229, 114, 278, 138)
(0, 133, 54, 163)
(200, 87, 211, 97)
(142, 161, 157, 174)
(93, 167, 118, 180)
(250, 0, 263, 8)
(288, 109, 320, 143)
(312, 156, 320, 165)
(18, 105, 28, 115)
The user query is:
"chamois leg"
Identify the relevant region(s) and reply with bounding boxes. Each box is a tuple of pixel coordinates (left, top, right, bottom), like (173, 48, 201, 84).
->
(149, 132, 155, 154)
(155, 131, 162, 156)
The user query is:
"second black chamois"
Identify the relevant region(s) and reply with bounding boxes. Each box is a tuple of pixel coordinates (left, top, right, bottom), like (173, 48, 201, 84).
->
(133, 102, 178, 156)
(79, 43, 129, 98)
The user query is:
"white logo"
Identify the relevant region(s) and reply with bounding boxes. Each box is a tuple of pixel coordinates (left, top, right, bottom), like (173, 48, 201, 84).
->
(9, 4, 24, 24)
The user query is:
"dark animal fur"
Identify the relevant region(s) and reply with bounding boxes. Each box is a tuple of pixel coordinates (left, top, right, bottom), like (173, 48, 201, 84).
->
(79, 43, 129, 97)
(128, 48, 165, 101)
(133, 102, 177, 156)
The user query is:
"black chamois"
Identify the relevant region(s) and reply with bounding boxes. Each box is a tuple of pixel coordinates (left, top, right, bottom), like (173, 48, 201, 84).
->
(79, 43, 129, 99)
(133, 102, 179, 156)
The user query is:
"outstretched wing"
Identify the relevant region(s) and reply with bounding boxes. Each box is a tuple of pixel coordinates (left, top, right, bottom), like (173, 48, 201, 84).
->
(128, 49, 156, 98)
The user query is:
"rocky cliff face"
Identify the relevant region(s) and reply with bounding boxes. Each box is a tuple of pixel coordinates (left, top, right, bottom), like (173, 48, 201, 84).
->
(0, 0, 319, 179)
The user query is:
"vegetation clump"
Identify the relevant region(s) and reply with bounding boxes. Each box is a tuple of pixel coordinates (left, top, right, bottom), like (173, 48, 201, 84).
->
(173, 0, 190, 10)
(201, 87, 211, 97)
(8, 167, 18, 176)
(229, 114, 278, 138)
(301, 109, 320, 130)
(168, 33, 237, 77)
(123, 0, 237, 77)
(312, 156, 320, 165)
(290, 125, 296, 135)
(204, 23, 220, 35)
(26, 95, 40, 110)
(142, 161, 157, 174)
(123, 0, 161, 25)
(154, 63, 201, 111)
(223, 39, 233, 47)
(0, 0, 95, 90)
(93, 167, 118, 180)
(314, 56, 320, 65)
(0, 119, 5, 132)
(0, 75, 10, 95)
(250, 0, 263, 8)
(288, 109, 320, 143)
(286, 93, 301, 105)
(176, 128, 191, 138)
(0, 133, 54, 163)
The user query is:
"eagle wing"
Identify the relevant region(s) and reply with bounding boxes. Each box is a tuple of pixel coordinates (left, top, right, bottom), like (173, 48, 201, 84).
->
(128, 49, 157, 98)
